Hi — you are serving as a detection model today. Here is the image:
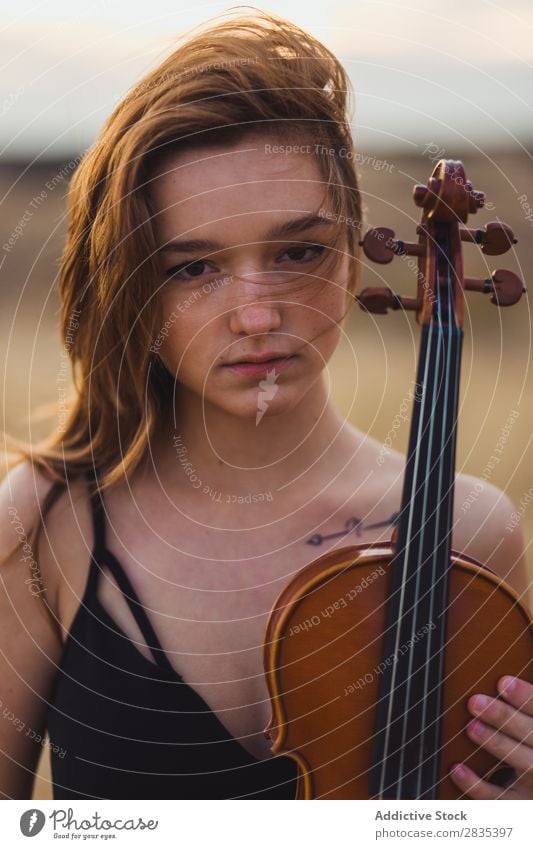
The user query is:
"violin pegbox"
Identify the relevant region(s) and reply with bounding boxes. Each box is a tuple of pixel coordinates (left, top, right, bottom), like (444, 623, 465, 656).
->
(356, 159, 526, 318)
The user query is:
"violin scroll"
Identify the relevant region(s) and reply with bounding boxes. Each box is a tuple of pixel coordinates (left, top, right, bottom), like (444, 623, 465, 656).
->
(413, 160, 484, 221)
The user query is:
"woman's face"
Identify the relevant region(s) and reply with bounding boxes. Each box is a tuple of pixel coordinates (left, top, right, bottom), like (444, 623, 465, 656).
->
(149, 134, 353, 420)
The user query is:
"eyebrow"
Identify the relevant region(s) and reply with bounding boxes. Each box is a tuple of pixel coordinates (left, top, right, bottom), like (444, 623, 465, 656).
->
(157, 213, 336, 254)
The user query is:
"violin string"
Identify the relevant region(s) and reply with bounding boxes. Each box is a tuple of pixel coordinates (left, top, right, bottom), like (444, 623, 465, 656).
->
(397, 258, 446, 797)
(416, 236, 458, 798)
(379, 225, 460, 799)
(377, 270, 437, 798)
(430, 267, 461, 796)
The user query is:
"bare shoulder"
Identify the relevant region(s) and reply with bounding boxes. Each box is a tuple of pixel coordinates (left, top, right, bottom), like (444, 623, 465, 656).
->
(0, 461, 57, 560)
(453, 472, 530, 602)
(0, 461, 95, 634)
(340, 432, 530, 604)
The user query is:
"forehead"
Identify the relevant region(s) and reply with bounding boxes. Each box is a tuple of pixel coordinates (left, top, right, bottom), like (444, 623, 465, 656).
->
(148, 136, 329, 240)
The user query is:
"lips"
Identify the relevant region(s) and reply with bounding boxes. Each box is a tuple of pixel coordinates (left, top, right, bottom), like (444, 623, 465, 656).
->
(223, 355, 297, 376)
(227, 352, 295, 365)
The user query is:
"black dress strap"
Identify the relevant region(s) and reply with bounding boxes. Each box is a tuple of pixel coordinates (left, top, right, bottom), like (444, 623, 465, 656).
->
(85, 467, 107, 560)
(84, 467, 179, 679)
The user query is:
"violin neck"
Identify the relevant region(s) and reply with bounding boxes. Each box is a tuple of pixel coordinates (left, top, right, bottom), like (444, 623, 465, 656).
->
(370, 319, 463, 799)
(397, 319, 463, 592)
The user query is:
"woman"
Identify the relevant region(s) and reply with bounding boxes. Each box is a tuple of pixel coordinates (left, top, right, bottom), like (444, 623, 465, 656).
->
(0, 9, 531, 800)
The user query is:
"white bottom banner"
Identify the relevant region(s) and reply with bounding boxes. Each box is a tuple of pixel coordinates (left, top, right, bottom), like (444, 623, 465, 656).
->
(1, 799, 532, 848)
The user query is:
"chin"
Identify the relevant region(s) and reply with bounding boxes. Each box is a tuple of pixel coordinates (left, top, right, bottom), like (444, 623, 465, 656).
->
(213, 385, 303, 421)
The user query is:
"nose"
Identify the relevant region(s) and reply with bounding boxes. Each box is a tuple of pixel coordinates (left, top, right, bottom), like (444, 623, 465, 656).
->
(229, 299, 282, 336)
(228, 270, 283, 336)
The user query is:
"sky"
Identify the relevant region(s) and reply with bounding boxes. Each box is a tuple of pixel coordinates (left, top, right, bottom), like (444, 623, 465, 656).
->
(0, 0, 532, 159)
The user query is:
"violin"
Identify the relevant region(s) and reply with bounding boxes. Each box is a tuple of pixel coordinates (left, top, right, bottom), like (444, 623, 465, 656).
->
(262, 160, 533, 799)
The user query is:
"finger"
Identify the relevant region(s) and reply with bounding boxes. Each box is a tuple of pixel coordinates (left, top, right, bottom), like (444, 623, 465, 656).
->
(467, 693, 533, 746)
(497, 677, 533, 717)
(466, 719, 533, 776)
(449, 763, 506, 800)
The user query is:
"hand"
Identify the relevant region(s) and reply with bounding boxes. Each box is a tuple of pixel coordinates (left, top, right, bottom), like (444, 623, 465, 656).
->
(449, 676, 533, 799)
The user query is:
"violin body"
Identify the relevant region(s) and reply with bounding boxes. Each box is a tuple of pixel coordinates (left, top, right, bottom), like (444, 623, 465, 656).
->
(264, 542, 533, 799)
(262, 159, 531, 799)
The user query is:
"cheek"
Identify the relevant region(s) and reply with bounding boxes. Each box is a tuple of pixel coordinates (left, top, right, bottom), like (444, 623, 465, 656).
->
(156, 311, 221, 384)
(306, 321, 343, 370)
(297, 280, 348, 353)
(310, 255, 351, 318)
(157, 325, 199, 373)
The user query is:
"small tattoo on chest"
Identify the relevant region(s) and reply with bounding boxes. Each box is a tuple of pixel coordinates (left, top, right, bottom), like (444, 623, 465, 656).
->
(306, 511, 400, 546)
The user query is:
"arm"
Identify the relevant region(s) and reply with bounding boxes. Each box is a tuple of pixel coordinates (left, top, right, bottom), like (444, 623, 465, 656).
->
(0, 462, 64, 799)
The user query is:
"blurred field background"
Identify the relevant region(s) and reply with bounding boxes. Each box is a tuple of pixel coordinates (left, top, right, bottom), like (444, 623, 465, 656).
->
(0, 0, 532, 804)
(1, 149, 532, 798)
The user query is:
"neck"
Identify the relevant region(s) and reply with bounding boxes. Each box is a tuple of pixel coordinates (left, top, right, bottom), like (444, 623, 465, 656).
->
(151, 375, 356, 501)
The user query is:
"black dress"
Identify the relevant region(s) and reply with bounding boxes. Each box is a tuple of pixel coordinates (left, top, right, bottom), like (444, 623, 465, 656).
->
(45, 471, 298, 799)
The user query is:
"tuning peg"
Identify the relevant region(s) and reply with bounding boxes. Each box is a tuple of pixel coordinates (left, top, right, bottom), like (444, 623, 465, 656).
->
(359, 227, 424, 264)
(359, 228, 396, 264)
(464, 269, 526, 306)
(460, 222, 517, 256)
(413, 177, 441, 209)
(355, 287, 420, 314)
(465, 184, 485, 213)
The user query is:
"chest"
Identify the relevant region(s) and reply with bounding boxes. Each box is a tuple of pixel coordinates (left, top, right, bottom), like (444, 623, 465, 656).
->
(53, 462, 401, 760)
(94, 506, 396, 760)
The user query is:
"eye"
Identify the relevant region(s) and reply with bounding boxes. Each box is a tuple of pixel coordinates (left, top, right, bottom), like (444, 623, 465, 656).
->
(165, 259, 218, 280)
(279, 243, 327, 264)
(164, 242, 328, 281)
